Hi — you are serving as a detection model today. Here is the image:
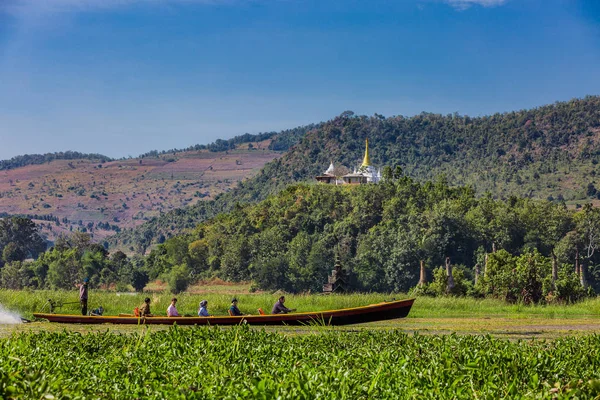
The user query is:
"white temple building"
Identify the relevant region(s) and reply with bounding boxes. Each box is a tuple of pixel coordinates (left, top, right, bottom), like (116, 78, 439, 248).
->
(315, 161, 341, 184)
(316, 139, 381, 185)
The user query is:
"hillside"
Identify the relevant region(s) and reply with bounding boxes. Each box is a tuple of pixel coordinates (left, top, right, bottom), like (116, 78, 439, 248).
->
(110, 96, 600, 252)
(0, 143, 280, 244)
(0, 124, 317, 246)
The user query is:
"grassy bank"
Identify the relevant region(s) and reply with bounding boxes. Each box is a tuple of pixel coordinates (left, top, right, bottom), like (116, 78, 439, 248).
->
(1, 289, 600, 320)
(1, 327, 600, 399)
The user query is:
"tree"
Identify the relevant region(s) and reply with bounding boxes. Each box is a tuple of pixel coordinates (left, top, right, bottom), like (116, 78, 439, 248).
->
(131, 269, 149, 292)
(587, 183, 597, 197)
(0, 217, 46, 265)
(46, 248, 82, 289)
(168, 264, 191, 294)
(70, 231, 92, 251)
(330, 165, 350, 183)
(188, 239, 209, 275)
(574, 204, 600, 288)
(285, 232, 314, 292)
(220, 236, 251, 281)
(2, 242, 25, 264)
(0, 261, 34, 289)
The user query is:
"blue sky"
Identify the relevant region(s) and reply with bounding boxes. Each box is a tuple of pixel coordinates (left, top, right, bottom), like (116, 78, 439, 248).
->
(1, 0, 599, 160)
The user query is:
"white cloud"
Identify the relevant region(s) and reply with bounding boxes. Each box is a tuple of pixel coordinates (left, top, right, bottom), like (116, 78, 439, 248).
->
(444, 0, 508, 10)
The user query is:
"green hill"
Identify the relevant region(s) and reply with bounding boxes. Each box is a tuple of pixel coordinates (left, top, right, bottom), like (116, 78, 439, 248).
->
(109, 96, 600, 252)
(142, 180, 598, 296)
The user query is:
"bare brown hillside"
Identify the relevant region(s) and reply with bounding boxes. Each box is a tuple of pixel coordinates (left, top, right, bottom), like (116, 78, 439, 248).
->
(0, 143, 280, 243)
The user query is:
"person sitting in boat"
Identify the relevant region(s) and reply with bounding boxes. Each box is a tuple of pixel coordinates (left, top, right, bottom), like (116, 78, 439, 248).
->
(90, 306, 103, 316)
(198, 300, 210, 317)
(229, 298, 242, 316)
(271, 296, 296, 314)
(140, 297, 153, 317)
(167, 297, 180, 317)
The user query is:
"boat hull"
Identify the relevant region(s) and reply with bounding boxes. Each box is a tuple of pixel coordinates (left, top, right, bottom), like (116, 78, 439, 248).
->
(33, 298, 414, 326)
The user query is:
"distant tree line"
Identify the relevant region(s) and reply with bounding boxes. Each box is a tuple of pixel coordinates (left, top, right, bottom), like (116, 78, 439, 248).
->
(0, 213, 60, 224)
(0, 227, 148, 292)
(137, 124, 319, 159)
(0, 151, 113, 171)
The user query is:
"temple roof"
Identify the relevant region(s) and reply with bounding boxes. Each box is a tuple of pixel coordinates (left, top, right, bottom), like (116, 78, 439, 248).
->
(325, 162, 335, 175)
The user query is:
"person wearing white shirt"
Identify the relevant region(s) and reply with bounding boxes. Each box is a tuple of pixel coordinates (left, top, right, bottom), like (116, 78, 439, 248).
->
(167, 298, 180, 317)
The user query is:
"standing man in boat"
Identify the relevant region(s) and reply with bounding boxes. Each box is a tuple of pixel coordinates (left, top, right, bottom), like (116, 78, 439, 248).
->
(271, 296, 296, 314)
(79, 278, 89, 316)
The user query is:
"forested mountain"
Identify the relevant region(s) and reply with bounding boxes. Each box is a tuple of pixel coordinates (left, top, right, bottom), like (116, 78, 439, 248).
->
(110, 96, 600, 252)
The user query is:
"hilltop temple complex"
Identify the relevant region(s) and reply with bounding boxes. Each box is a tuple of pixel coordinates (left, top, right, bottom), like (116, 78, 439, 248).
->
(315, 139, 381, 185)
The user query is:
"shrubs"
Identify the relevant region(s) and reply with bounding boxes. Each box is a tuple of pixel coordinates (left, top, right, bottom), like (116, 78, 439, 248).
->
(551, 264, 588, 303)
(416, 251, 588, 305)
(477, 250, 586, 304)
(418, 265, 473, 297)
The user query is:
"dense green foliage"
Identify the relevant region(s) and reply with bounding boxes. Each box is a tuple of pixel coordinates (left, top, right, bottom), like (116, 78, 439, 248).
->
(111, 96, 600, 251)
(0, 151, 112, 171)
(0, 231, 145, 292)
(1, 327, 600, 399)
(138, 176, 600, 300)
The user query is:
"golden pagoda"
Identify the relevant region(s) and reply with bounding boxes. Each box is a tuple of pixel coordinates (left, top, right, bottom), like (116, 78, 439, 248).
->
(362, 138, 371, 167)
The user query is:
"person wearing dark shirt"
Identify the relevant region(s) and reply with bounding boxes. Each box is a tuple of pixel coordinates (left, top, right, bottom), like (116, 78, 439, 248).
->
(271, 296, 296, 314)
(229, 298, 242, 316)
(140, 297, 153, 317)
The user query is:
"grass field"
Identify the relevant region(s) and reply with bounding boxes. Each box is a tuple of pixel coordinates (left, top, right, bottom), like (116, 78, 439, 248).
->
(1, 289, 600, 339)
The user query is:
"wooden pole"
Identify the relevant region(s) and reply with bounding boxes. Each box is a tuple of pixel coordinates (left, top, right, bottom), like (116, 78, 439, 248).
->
(418, 260, 426, 286)
(446, 257, 455, 293)
(551, 252, 558, 287)
(484, 253, 488, 277)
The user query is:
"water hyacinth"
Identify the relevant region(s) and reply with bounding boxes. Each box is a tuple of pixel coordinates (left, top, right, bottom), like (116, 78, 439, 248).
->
(1, 327, 600, 399)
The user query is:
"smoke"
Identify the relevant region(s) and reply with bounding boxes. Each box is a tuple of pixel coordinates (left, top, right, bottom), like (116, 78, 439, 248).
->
(0, 304, 22, 324)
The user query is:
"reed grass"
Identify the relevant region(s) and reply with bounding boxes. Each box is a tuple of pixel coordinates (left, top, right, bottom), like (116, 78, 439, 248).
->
(1, 289, 599, 320)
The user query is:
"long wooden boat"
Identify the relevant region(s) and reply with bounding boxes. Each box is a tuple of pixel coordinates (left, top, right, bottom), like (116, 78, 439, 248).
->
(33, 298, 414, 326)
